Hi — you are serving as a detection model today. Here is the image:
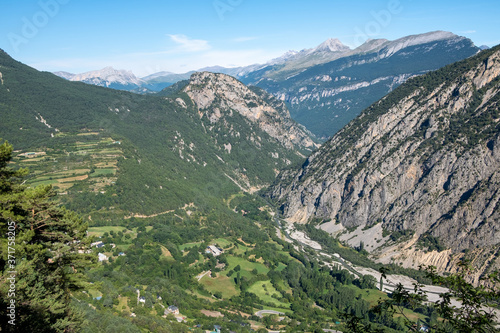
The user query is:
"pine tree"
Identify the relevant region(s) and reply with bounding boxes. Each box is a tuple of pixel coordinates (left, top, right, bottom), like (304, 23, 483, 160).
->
(0, 140, 96, 332)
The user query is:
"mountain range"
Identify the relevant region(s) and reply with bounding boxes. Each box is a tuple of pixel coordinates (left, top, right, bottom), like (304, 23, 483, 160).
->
(241, 31, 480, 138)
(54, 66, 145, 91)
(54, 31, 481, 139)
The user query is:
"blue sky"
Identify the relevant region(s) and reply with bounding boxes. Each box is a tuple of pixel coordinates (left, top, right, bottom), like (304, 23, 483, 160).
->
(1, 0, 499, 77)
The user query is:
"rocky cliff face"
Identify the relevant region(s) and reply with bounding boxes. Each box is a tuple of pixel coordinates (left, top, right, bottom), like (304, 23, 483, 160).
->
(268, 46, 500, 275)
(183, 72, 318, 153)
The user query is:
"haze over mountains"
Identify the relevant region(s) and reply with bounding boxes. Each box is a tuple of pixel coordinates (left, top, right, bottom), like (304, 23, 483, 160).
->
(54, 31, 481, 139)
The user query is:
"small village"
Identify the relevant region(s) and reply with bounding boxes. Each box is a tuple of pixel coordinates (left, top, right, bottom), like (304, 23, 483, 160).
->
(91, 238, 233, 332)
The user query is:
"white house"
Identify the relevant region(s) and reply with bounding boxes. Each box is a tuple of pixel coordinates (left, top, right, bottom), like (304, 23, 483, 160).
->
(98, 253, 108, 262)
(91, 241, 105, 248)
(206, 245, 223, 256)
(165, 305, 179, 315)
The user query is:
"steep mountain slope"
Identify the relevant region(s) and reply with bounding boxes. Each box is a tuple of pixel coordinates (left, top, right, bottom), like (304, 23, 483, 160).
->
(0, 49, 313, 220)
(243, 31, 480, 138)
(267, 45, 500, 278)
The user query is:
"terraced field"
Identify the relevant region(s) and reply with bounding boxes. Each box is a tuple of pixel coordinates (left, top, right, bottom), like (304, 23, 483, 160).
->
(13, 131, 123, 194)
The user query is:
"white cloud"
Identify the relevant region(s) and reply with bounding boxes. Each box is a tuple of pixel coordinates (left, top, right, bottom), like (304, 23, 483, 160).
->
(168, 34, 211, 52)
(460, 30, 477, 34)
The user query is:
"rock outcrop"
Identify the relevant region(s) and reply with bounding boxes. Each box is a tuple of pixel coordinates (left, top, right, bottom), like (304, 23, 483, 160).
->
(183, 72, 318, 152)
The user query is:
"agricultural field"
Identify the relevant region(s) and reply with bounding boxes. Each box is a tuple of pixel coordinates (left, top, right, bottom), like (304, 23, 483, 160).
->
(200, 275, 239, 299)
(13, 131, 123, 194)
(87, 226, 129, 238)
(247, 280, 289, 308)
(212, 238, 232, 249)
(226, 256, 269, 279)
(179, 241, 204, 252)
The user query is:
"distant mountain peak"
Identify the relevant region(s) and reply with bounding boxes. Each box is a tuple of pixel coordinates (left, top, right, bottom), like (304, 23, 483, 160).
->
(53, 71, 76, 80)
(140, 71, 176, 80)
(282, 50, 299, 57)
(54, 66, 144, 89)
(365, 31, 472, 59)
(354, 38, 390, 53)
(74, 66, 135, 79)
(351, 31, 463, 56)
(197, 65, 232, 72)
(268, 38, 350, 67)
(313, 38, 351, 53)
(391, 31, 460, 48)
(267, 50, 300, 65)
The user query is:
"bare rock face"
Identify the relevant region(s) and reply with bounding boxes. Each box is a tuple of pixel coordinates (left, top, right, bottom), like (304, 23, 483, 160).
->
(184, 72, 318, 152)
(268, 46, 500, 275)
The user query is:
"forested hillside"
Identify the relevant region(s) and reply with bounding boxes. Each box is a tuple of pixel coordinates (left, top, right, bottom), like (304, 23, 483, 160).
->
(0, 49, 313, 223)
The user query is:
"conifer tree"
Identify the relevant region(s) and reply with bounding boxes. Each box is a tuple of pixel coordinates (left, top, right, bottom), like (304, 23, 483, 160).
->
(0, 140, 95, 332)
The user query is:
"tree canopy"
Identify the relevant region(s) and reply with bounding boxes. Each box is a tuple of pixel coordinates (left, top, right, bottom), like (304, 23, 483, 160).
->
(0, 139, 95, 332)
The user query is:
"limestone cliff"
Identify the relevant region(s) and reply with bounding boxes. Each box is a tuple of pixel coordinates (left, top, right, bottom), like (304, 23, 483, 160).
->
(183, 72, 318, 153)
(268, 46, 500, 275)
